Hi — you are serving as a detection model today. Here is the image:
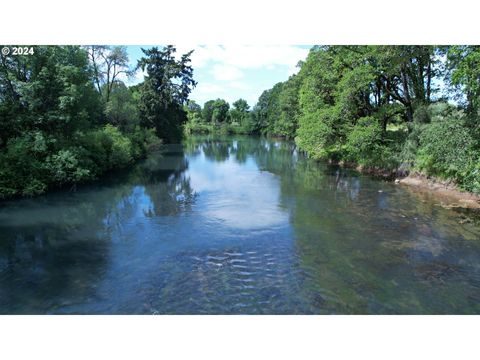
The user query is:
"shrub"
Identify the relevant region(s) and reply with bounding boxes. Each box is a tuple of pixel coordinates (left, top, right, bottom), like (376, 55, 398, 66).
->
(128, 126, 163, 158)
(0, 132, 49, 198)
(462, 159, 480, 194)
(415, 112, 474, 180)
(46, 149, 91, 184)
(103, 125, 133, 168)
(344, 116, 396, 169)
(296, 108, 340, 160)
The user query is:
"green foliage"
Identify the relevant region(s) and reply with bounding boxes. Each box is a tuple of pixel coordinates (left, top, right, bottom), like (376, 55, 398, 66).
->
(446, 45, 480, 115)
(98, 124, 133, 168)
(415, 110, 474, 180)
(273, 76, 301, 137)
(0, 45, 165, 199)
(202, 100, 215, 123)
(137, 46, 196, 143)
(230, 98, 250, 126)
(184, 121, 215, 135)
(184, 121, 250, 136)
(46, 149, 91, 185)
(296, 107, 340, 160)
(211, 99, 230, 123)
(104, 82, 139, 132)
(345, 117, 396, 169)
(254, 45, 480, 191)
(0, 132, 48, 198)
(462, 160, 480, 194)
(184, 98, 254, 135)
(128, 126, 163, 158)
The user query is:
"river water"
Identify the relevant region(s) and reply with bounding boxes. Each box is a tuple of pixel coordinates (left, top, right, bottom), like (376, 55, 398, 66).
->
(0, 135, 479, 314)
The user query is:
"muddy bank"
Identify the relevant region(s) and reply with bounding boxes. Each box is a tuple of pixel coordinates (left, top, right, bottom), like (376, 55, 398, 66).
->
(398, 174, 480, 209)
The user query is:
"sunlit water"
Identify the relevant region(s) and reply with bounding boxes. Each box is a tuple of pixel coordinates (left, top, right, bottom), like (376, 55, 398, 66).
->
(1, 135, 480, 314)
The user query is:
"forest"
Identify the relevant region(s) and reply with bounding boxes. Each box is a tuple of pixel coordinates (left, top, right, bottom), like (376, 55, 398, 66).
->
(187, 46, 480, 194)
(0, 45, 195, 198)
(1, 45, 480, 199)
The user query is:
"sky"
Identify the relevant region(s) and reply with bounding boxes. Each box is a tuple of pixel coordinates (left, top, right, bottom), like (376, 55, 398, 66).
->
(125, 45, 311, 108)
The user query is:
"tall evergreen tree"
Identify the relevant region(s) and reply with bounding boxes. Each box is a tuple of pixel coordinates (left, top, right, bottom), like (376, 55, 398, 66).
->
(137, 46, 196, 143)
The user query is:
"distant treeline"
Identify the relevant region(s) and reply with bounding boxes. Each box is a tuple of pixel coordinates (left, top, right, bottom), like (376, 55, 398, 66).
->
(0, 45, 196, 199)
(189, 46, 480, 193)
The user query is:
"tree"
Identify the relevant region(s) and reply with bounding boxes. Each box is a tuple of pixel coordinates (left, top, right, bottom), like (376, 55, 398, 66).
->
(232, 98, 249, 113)
(250, 89, 273, 133)
(274, 75, 301, 137)
(86, 46, 134, 103)
(211, 99, 230, 124)
(104, 81, 139, 132)
(0, 46, 160, 199)
(185, 100, 203, 123)
(0, 46, 104, 197)
(369, 45, 438, 123)
(230, 99, 250, 126)
(445, 45, 480, 116)
(202, 100, 215, 122)
(137, 46, 197, 143)
(202, 98, 230, 124)
(186, 100, 202, 114)
(0, 46, 102, 141)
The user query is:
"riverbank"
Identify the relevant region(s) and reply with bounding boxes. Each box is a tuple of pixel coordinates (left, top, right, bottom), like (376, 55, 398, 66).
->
(398, 174, 480, 210)
(184, 122, 251, 136)
(327, 159, 480, 210)
(0, 129, 163, 201)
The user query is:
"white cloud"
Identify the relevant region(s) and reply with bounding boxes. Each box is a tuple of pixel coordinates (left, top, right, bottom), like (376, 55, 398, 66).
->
(129, 45, 310, 107)
(187, 159, 288, 230)
(229, 81, 251, 90)
(195, 82, 225, 94)
(210, 64, 244, 81)
(175, 45, 309, 70)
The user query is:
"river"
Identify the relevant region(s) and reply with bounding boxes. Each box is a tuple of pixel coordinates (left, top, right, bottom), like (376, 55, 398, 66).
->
(0, 135, 479, 314)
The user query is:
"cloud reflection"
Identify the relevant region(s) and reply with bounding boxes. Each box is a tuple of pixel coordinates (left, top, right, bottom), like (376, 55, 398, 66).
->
(187, 154, 288, 230)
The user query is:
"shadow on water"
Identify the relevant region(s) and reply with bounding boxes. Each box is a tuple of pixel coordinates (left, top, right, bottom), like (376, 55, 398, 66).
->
(0, 145, 196, 314)
(1, 135, 480, 314)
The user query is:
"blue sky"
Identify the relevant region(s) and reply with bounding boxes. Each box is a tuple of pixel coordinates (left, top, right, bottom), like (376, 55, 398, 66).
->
(125, 45, 311, 108)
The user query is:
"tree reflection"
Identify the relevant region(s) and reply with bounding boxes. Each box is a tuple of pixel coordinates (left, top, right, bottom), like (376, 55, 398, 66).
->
(0, 182, 135, 313)
(268, 147, 480, 314)
(137, 146, 196, 217)
(0, 144, 197, 313)
(2, 135, 479, 314)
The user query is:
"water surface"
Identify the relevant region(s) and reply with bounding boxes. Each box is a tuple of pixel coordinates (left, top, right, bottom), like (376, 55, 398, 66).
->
(1, 136, 479, 314)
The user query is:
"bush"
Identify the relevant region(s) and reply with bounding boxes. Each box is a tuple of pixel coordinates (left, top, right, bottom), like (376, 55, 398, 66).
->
(296, 108, 340, 160)
(46, 149, 91, 184)
(184, 121, 251, 136)
(102, 125, 133, 168)
(462, 159, 480, 193)
(0, 132, 49, 198)
(344, 116, 397, 169)
(184, 121, 215, 135)
(79, 125, 134, 171)
(0, 124, 161, 199)
(128, 126, 163, 158)
(415, 112, 474, 180)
